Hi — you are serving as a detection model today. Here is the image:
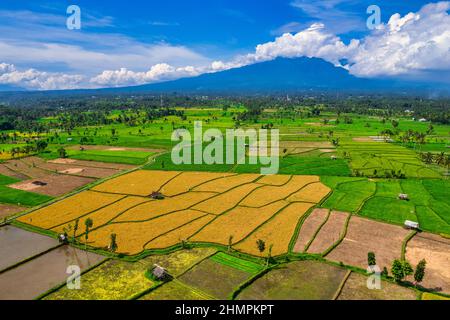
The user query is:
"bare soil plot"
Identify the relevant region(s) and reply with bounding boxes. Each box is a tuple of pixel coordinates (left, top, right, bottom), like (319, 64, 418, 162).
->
(237, 260, 347, 300)
(4, 160, 49, 179)
(7, 169, 95, 197)
(22, 157, 122, 178)
(0, 225, 59, 271)
(406, 233, 450, 294)
(337, 272, 417, 300)
(178, 258, 253, 300)
(67, 145, 164, 153)
(326, 216, 409, 270)
(307, 211, 349, 254)
(0, 203, 27, 219)
(293, 208, 329, 253)
(0, 245, 105, 300)
(0, 163, 28, 180)
(49, 158, 135, 170)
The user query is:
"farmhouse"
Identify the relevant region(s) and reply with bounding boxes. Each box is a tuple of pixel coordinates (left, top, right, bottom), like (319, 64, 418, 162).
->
(404, 220, 419, 230)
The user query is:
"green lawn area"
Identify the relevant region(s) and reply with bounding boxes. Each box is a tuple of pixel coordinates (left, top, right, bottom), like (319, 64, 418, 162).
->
(321, 176, 450, 235)
(0, 175, 52, 207)
(209, 252, 264, 274)
(339, 140, 443, 178)
(237, 260, 347, 300)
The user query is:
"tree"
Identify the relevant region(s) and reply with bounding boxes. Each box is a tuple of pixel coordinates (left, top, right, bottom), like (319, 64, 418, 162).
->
(266, 244, 273, 268)
(84, 218, 93, 249)
(73, 219, 79, 242)
(256, 239, 266, 254)
(368, 252, 376, 266)
(228, 235, 233, 252)
(414, 259, 426, 285)
(36, 140, 48, 152)
(109, 233, 118, 253)
(58, 147, 67, 158)
(391, 259, 413, 282)
(391, 120, 399, 128)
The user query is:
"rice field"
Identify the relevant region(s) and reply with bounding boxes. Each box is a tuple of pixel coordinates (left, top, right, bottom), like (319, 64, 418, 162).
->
(17, 171, 329, 256)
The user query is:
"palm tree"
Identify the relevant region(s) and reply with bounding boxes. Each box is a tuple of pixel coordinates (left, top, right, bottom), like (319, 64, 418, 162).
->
(84, 218, 93, 249)
(109, 233, 118, 253)
(435, 152, 446, 166)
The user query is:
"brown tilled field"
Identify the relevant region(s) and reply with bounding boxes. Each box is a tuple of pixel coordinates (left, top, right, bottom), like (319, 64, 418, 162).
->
(307, 211, 349, 254)
(406, 233, 450, 294)
(0, 204, 27, 219)
(293, 208, 329, 253)
(21, 156, 122, 179)
(337, 272, 417, 300)
(326, 216, 410, 270)
(8, 175, 95, 197)
(0, 164, 29, 180)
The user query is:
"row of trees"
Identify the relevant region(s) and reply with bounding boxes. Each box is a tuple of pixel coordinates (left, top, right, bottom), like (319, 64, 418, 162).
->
(368, 252, 427, 285)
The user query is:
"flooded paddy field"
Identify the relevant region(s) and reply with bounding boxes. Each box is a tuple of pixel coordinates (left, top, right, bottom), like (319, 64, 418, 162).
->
(0, 225, 59, 271)
(0, 245, 105, 300)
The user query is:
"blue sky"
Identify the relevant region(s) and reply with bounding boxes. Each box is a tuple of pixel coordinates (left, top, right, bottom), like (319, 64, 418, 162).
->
(0, 0, 448, 89)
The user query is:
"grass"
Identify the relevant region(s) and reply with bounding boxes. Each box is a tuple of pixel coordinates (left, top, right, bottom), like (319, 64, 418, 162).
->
(337, 272, 417, 300)
(140, 280, 212, 300)
(320, 176, 450, 235)
(43, 259, 154, 300)
(209, 252, 264, 274)
(340, 140, 443, 178)
(0, 174, 52, 207)
(236, 260, 348, 300)
(178, 257, 255, 299)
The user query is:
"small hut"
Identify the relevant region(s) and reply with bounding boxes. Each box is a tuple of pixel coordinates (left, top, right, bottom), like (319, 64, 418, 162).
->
(404, 220, 419, 230)
(398, 193, 409, 201)
(331, 155, 337, 160)
(150, 191, 165, 200)
(151, 264, 168, 281)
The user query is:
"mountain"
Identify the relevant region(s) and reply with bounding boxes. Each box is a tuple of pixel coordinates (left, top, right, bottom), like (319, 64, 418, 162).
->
(113, 57, 428, 94)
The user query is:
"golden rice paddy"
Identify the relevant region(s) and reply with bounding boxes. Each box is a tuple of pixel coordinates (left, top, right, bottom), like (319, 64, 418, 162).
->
(190, 200, 289, 245)
(193, 173, 260, 193)
(287, 182, 331, 203)
(234, 202, 315, 256)
(17, 191, 124, 229)
(160, 172, 233, 196)
(240, 175, 319, 207)
(92, 170, 180, 196)
(145, 214, 215, 250)
(19, 170, 330, 256)
(193, 183, 261, 215)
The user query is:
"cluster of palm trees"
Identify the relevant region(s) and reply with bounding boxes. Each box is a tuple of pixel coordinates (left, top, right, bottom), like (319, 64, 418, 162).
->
(420, 151, 449, 167)
(398, 130, 427, 149)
